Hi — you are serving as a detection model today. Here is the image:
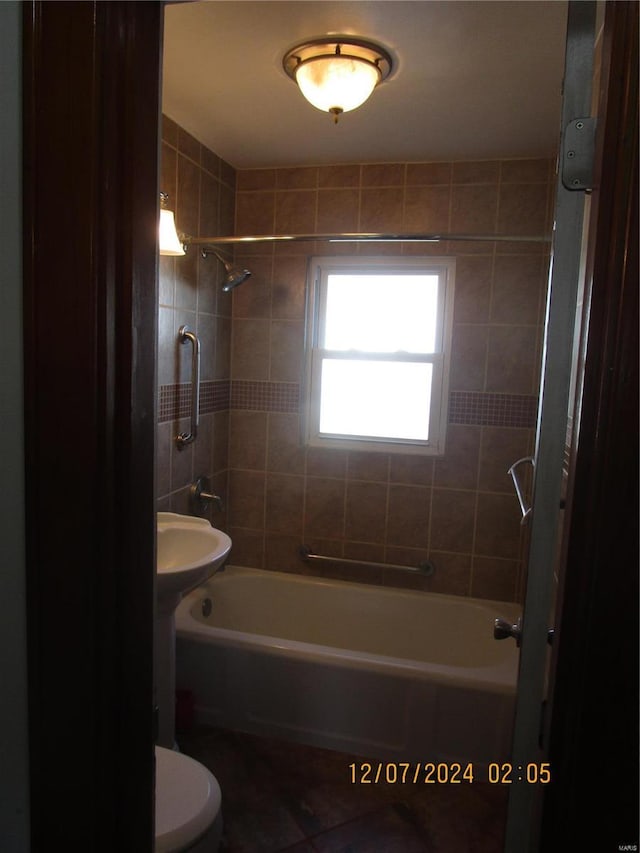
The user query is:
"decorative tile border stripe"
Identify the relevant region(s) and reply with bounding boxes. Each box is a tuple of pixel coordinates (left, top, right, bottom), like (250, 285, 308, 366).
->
(160, 382, 536, 428)
(201, 379, 231, 414)
(158, 380, 230, 422)
(449, 391, 538, 428)
(231, 380, 300, 413)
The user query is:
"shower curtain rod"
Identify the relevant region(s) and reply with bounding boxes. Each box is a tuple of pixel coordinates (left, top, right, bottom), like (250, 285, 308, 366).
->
(183, 231, 551, 247)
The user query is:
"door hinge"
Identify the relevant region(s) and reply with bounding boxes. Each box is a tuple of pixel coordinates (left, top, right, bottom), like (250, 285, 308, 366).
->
(562, 117, 597, 192)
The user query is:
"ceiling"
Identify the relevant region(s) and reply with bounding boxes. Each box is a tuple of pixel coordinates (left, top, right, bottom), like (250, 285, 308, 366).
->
(162, 1, 568, 170)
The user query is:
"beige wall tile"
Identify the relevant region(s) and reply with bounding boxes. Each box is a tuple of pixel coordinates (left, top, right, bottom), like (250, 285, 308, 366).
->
(471, 556, 518, 601)
(361, 163, 404, 186)
(237, 169, 276, 191)
(347, 451, 389, 483)
(277, 167, 318, 190)
(228, 410, 267, 471)
(235, 191, 275, 235)
(359, 187, 404, 232)
(453, 255, 493, 324)
(265, 473, 304, 535)
(272, 256, 307, 320)
(267, 413, 305, 475)
(386, 485, 430, 548)
(479, 427, 533, 494)
(474, 493, 522, 559)
(491, 254, 545, 325)
(228, 469, 265, 529)
(275, 190, 317, 234)
(304, 477, 345, 539)
(229, 527, 265, 568)
(318, 164, 360, 188)
(430, 489, 475, 553)
(486, 325, 539, 394)
(231, 318, 271, 380)
(434, 424, 481, 490)
(403, 185, 451, 232)
(497, 183, 548, 236)
(317, 188, 360, 232)
(452, 160, 500, 184)
(451, 184, 498, 234)
(450, 324, 489, 391)
(406, 162, 452, 185)
(389, 454, 434, 486)
(269, 320, 304, 382)
(345, 481, 387, 543)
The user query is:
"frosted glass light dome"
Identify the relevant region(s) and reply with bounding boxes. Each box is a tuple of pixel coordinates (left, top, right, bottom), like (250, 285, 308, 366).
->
(295, 56, 381, 116)
(283, 37, 393, 123)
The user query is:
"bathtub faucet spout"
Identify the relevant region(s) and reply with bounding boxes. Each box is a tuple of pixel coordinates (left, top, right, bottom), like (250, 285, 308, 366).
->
(190, 476, 224, 515)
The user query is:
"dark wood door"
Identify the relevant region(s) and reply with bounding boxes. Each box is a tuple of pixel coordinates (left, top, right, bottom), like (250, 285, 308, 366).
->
(23, 2, 162, 848)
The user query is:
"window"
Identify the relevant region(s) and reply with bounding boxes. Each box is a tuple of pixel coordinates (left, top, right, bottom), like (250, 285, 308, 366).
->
(303, 256, 455, 455)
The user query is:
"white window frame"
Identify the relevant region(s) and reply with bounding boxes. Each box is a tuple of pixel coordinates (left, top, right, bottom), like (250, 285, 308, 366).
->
(303, 255, 455, 456)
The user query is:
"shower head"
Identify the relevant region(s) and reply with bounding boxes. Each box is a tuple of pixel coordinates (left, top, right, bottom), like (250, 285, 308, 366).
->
(222, 266, 252, 292)
(201, 247, 251, 292)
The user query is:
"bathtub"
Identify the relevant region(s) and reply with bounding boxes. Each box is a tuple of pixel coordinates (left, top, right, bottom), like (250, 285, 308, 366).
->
(175, 566, 520, 765)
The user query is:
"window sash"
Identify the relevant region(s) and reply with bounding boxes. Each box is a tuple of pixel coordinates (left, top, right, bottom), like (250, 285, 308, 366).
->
(309, 350, 445, 447)
(318, 270, 446, 355)
(304, 256, 455, 455)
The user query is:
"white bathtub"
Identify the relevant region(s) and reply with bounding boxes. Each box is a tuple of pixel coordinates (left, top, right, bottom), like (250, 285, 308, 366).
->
(175, 566, 520, 765)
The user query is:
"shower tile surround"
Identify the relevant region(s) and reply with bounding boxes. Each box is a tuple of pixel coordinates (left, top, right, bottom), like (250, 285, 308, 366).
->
(158, 114, 553, 604)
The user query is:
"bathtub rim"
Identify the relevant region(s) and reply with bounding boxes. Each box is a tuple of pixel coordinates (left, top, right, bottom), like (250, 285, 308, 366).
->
(175, 565, 520, 695)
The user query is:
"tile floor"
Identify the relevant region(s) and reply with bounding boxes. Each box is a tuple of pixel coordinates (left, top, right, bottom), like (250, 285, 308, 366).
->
(177, 725, 508, 853)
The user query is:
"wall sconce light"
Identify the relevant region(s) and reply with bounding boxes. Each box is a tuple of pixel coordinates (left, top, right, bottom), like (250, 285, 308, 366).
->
(283, 36, 393, 123)
(159, 192, 185, 256)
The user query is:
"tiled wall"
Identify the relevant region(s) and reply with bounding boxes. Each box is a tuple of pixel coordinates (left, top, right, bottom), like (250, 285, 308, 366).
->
(156, 116, 236, 526)
(227, 160, 554, 602)
(157, 114, 554, 603)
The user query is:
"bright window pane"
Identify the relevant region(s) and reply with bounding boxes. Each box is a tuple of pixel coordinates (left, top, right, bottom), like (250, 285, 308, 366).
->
(319, 359, 432, 440)
(324, 274, 439, 353)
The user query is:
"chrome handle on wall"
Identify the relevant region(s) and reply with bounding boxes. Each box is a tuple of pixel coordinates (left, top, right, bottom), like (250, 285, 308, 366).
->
(176, 325, 200, 449)
(508, 455, 535, 525)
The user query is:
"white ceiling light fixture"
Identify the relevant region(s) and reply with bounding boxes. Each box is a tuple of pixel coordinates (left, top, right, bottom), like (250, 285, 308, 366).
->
(283, 36, 393, 123)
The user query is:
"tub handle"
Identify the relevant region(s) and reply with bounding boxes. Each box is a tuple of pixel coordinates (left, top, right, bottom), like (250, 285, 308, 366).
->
(508, 456, 535, 525)
(176, 325, 200, 449)
(493, 616, 522, 647)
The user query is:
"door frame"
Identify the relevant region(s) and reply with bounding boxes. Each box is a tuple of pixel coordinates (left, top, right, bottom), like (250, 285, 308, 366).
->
(540, 1, 638, 846)
(23, 2, 161, 848)
(21, 0, 637, 848)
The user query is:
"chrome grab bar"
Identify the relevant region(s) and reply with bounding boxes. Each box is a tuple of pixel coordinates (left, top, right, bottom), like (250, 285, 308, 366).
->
(176, 325, 200, 449)
(300, 546, 435, 576)
(508, 455, 535, 525)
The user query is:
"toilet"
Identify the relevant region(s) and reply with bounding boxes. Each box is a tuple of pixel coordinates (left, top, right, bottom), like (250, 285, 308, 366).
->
(155, 746, 223, 852)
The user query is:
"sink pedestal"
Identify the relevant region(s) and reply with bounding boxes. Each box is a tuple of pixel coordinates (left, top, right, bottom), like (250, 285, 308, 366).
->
(155, 513, 231, 748)
(155, 595, 181, 748)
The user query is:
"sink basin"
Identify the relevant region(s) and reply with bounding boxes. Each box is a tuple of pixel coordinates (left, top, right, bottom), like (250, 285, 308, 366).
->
(157, 512, 231, 601)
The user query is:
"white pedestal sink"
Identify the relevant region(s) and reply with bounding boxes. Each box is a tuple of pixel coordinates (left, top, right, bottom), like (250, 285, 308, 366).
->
(155, 512, 231, 747)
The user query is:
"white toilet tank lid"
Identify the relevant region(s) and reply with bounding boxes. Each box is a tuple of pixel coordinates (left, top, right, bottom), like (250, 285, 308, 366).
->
(155, 746, 221, 853)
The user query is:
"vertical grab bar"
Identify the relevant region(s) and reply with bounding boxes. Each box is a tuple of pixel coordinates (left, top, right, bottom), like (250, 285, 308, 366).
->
(176, 325, 200, 449)
(508, 455, 535, 525)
